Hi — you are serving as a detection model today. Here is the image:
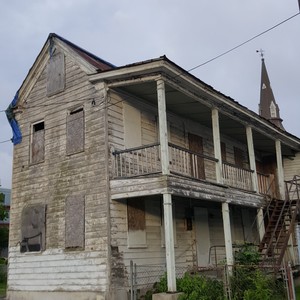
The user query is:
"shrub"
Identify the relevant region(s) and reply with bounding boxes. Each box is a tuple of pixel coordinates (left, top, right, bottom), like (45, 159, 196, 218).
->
(143, 272, 224, 300)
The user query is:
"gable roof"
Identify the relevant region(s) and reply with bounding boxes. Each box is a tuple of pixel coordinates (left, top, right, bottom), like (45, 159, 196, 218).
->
(48, 33, 115, 71)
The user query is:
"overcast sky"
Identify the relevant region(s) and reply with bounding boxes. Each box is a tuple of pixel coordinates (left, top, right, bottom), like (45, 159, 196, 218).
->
(0, 0, 299, 188)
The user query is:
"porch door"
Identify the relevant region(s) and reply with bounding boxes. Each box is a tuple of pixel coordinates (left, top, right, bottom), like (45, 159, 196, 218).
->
(188, 133, 205, 180)
(194, 207, 210, 266)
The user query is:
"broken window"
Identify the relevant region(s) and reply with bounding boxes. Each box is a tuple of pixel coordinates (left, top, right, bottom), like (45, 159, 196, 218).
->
(127, 198, 146, 248)
(20, 204, 46, 252)
(31, 121, 45, 164)
(47, 52, 65, 96)
(65, 195, 85, 249)
(66, 108, 84, 155)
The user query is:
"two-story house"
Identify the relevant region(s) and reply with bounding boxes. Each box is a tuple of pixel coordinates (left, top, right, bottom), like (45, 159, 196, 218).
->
(6, 33, 300, 300)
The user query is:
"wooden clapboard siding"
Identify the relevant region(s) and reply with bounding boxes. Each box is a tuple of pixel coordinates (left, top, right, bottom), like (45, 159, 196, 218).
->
(110, 197, 195, 276)
(284, 153, 300, 181)
(9, 52, 109, 295)
(8, 248, 107, 292)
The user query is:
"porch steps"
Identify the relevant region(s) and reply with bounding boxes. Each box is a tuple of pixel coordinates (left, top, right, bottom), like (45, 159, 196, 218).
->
(258, 175, 300, 270)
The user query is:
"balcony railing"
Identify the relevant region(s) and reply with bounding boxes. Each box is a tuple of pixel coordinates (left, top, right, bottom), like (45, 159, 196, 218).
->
(113, 143, 218, 181)
(113, 143, 161, 178)
(222, 162, 253, 191)
(112, 143, 276, 196)
(257, 172, 275, 197)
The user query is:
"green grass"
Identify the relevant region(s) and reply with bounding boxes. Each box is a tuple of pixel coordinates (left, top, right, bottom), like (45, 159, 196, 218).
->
(296, 285, 300, 300)
(0, 281, 6, 297)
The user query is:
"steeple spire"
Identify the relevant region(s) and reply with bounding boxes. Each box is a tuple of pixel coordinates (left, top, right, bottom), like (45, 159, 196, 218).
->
(258, 51, 285, 130)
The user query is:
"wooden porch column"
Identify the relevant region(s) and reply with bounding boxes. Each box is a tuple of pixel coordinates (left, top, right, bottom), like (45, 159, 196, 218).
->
(222, 202, 234, 268)
(257, 208, 265, 242)
(157, 78, 176, 292)
(275, 139, 285, 199)
(212, 108, 223, 184)
(246, 126, 258, 192)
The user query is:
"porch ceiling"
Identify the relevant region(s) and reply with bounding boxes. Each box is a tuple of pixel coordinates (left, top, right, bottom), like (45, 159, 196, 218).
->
(119, 82, 295, 157)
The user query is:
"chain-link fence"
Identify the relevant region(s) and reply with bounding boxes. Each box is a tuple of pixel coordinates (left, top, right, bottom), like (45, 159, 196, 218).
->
(129, 261, 295, 300)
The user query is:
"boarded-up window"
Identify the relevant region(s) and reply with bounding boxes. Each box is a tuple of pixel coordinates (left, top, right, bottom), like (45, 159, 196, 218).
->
(20, 204, 46, 252)
(221, 142, 227, 162)
(66, 108, 84, 155)
(123, 103, 142, 148)
(65, 195, 85, 249)
(47, 52, 65, 96)
(31, 121, 45, 164)
(234, 147, 244, 168)
(127, 198, 146, 248)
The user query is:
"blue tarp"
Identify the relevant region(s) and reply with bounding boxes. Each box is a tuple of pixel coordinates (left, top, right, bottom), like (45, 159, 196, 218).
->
(5, 91, 22, 145)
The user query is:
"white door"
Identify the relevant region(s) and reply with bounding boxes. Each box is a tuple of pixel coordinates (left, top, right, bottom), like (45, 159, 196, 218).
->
(194, 207, 210, 266)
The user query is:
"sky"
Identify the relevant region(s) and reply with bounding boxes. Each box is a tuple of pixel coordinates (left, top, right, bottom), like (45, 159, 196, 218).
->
(0, 0, 299, 188)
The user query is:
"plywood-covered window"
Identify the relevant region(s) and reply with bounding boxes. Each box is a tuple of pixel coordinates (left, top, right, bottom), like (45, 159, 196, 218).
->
(47, 52, 65, 96)
(234, 147, 244, 168)
(65, 195, 85, 249)
(66, 108, 84, 155)
(221, 142, 227, 162)
(20, 204, 46, 252)
(123, 103, 142, 148)
(31, 121, 45, 164)
(127, 198, 146, 248)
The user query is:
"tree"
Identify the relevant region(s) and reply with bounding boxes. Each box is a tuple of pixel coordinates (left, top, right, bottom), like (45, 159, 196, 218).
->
(0, 193, 8, 221)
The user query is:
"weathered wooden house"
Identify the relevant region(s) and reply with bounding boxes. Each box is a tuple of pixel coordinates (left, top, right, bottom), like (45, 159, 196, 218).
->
(6, 33, 300, 300)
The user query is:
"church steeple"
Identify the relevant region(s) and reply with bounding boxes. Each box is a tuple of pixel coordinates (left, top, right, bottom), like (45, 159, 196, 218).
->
(258, 51, 284, 130)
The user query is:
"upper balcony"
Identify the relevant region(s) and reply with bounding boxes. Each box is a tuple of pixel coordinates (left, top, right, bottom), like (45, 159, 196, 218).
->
(110, 142, 275, 206)
(90, 57, 300, 204)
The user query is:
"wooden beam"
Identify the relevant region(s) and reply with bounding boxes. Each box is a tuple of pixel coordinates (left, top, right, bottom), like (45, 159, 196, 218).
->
(212, 108, 223, 184)
(222, 202, 233, 267)
(275, 139, 285, 199)
(246, 126, 258, 192)
(157, 78, 176, 292)
(257, 208, 265, 242)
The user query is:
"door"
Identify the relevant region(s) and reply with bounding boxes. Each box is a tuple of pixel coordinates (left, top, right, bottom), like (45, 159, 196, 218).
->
(194, 207, 210, 266)
(188, 133, 205, 180)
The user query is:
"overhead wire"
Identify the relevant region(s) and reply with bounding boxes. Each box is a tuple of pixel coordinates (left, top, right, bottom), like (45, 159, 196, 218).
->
(0, 10, 299, 144)
(0, 92, 125, 145)
(187, 11, 300, 72)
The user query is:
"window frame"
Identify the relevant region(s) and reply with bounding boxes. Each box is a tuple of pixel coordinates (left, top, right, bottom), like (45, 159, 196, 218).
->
(30, 120, 45, 164)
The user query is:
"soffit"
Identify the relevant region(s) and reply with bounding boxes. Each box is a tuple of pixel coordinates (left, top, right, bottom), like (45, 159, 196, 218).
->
(114, 81, 297, 157)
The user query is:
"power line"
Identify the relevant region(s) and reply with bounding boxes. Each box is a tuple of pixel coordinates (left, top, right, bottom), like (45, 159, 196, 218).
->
(187, 11, 300, 72)
(0, 11, 299, 114)
(0, 92, 125, 145)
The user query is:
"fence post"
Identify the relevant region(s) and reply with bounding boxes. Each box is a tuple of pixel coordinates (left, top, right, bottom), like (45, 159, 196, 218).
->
(286, 262, 296, 300)
(130, 260, 134, 300)
(134, 263, 137, 300)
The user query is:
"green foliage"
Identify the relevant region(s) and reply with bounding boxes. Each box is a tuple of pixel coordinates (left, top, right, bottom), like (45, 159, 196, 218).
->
(144, 244, 286, 300)
(234, 243, 260, 265)
(231, 244, 285, 300)
(143, 272, 224, 300)
(177, 273, 224, 300)
(0, 193, 8, 221)
(231, 267, 285, 300)
(0, 227, 9, 249)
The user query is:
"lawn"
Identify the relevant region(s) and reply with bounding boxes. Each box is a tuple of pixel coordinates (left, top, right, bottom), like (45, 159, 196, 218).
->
(0, 281, 6, 297)
(296, 284, 300, 300)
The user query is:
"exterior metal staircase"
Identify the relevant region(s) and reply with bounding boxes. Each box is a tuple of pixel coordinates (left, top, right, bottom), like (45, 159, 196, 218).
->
(258, 175, 300, 269)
